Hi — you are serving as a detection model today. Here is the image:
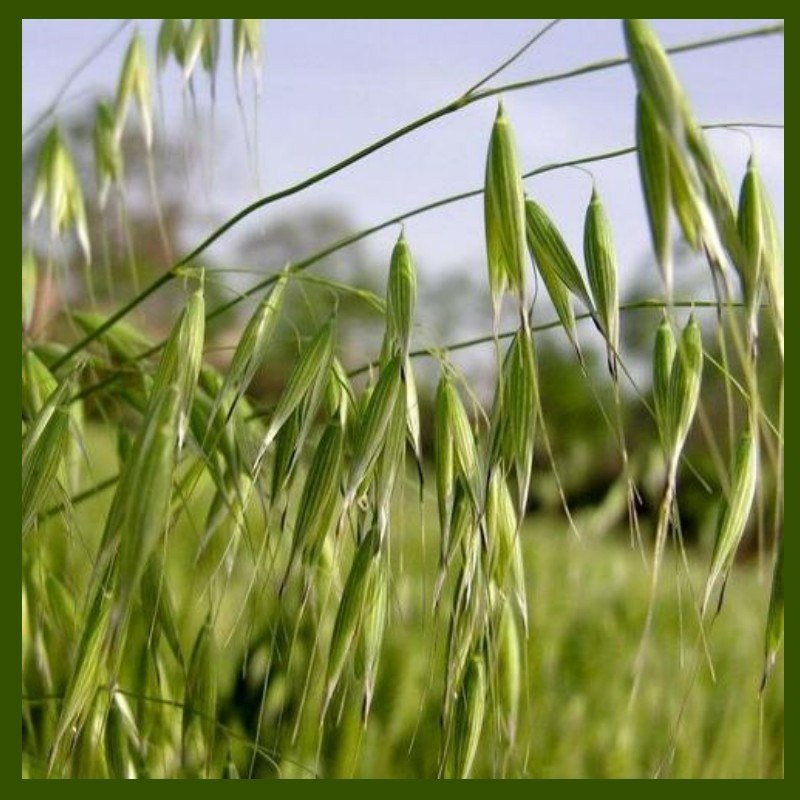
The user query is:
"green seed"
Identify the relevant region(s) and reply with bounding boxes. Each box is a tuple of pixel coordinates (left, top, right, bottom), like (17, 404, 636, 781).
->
(667, 142, 703, 251)
(346, 355, 403, 504)
(22, 383, 71, 536)
(452, 654, 486, 778)
(489, 326, 537, 516)
(48, 585, 113, 774)
(485, 101, 528, 316)
(324, 527, 381, 715)
(386, 231, 417, 358)
(685, 121, 739, 262)
(652, 315, 676, 442)
(184, 19, 221, 91)
(737, 156, 765, 333)
(150, 282, 206, 448)
(285, 421, 344, 582)
(30, 126, 90, 260)
(93, 100, 123, 207)
(233, 20, 262, 93)
(115, 386, 180, 610)
(636, 94, 672, 289)
(435, 373, 456, 549)
(358, 556, 388, 723)
(496, 596, 522, 742)
(256, 317, 336, 466)
(703, 427, 758, 614)
(665, 315, 703, 456)
(623, 19, 685, 136)
(157, 19, 186, 71)
(217, 275, 287, 424)
(115, 31, 153, 148)
(525, 197, 593, 313)
(584, 188, 620, 377)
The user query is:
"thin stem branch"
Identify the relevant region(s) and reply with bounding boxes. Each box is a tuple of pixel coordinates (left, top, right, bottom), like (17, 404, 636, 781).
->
(475, 22, 783, 101)
(345, 300, 747, 378)
(463, 19, 562, 96)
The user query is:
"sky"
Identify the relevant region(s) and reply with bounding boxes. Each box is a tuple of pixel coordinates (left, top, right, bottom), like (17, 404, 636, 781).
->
(21, 19, 784, 305)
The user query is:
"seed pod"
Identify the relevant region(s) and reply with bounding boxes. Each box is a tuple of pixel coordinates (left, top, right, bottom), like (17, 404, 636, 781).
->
(525, 197, 593, 313)
(22, 350, 57, 421)
(652, 316, 676, 443)
(762, 536, 784, 691)
(636, 94, 672, 290)
(434, 373, 455, 548)
(489, 327, 537, 516)
(737, 156, 766, 344)
(386, 231, 417, 358)
(485, 472, 525, 626)
(255, 317, 335, 466)
(217, 276, 287, 424)
(496, 596, 522, 742)
(757, 173, 784, 355)
(685, 120, 739, 262)
(157, 19, 186, 71)
(184, 19, 221, 93)
(584, 188, 620, 378)
(283, 421, 344, 587)
(30, 126, 90, 261)
(622, 19, 685, 137)
(326, 356, 355, 430)
(151, 281, 205, 449)
(485, 101, 528, 316)
(93, 101, 122, 208)
(324, 527, 381, 715)
(22, 376, 72, 535)
(665, 315, 703, 456)
(441, 377, 477, 487)
(703, 428, 758, 613)
(115, 386, 180, 609)
(359, 557, 388, 723)
(233, 19, 261, 93)
(667, 143, 703, 251)
(374, 382, 408, 536)
(48, 584, 113, 774)
(403, 356, 423, 473)
(451, 654, 486, 779)
(346, 355, 403, 504)
(115, 32, 153, 148)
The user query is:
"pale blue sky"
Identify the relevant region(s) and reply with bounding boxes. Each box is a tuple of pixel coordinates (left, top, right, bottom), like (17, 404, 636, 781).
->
(22, 19, 784, 298)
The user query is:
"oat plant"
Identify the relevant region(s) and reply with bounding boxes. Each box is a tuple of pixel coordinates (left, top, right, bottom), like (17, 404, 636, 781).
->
(22, 19, 783, 778)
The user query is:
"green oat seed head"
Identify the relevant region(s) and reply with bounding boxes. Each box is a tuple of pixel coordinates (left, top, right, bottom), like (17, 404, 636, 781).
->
(30, 126, 90, 261)
(485, 101, 528, 319)
(636, 94, 673, 291)
(703, 427, 758, 615)
(115, 31, 153, 148)
(584, 187, 620, 378)
(233, 19, 262, 93)
(157, 19, 187, 71)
